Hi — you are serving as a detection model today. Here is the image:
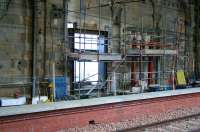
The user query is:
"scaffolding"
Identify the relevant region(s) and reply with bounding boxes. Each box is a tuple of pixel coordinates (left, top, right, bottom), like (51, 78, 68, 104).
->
(64, 0, 191, 99)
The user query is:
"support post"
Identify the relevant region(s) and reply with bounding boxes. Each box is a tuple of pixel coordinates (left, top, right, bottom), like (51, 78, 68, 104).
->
(110, 2, 122, 95)
(31, 0, 38, 98)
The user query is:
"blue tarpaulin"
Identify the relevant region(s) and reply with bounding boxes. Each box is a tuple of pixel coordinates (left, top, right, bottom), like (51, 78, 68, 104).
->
(49, 76, 67, 99)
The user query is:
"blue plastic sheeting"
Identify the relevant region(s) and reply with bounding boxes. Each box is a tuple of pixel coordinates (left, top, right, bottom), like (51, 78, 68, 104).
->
(163, 85, 173, 91)
(99, 36, 106, 81)
(49, 76, 67, 99)
(149, 85, 160, 92)
(149, 85, 173, 92)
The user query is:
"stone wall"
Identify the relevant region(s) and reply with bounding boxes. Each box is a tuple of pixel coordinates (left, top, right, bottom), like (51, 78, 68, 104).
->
(0, 0, 194, 97)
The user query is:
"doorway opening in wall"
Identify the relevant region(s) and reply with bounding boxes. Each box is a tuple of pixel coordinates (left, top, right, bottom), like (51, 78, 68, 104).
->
(69, 29, 107, 98)
(74, 33, 99, 85)
(74, 61, 98, 85)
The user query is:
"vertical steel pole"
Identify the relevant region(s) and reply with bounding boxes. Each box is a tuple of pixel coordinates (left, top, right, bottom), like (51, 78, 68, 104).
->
(32, 0, 37, 98)
(64, 0, 69, 95)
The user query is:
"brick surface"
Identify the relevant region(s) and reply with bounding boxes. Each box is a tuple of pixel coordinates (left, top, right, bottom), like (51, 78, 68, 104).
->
(1, 93, 200, 132)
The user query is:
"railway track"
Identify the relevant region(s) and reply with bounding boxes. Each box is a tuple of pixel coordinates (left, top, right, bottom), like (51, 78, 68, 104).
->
(120, 113, 200, 132)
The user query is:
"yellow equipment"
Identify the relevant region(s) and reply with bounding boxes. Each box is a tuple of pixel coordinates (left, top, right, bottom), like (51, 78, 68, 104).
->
(176, 70, 186, 85)
(48, 82, 54, 102)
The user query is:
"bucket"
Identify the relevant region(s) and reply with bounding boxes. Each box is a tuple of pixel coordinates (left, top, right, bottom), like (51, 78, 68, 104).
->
(131, 87, 141, 93)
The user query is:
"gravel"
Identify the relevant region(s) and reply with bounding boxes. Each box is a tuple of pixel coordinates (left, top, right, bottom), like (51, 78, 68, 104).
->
(58, 105, 200, 132)
(143, 114, 200, 132)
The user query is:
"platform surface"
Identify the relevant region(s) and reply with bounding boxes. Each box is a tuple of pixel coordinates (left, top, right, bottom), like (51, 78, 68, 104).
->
(1, 88, 200, 117)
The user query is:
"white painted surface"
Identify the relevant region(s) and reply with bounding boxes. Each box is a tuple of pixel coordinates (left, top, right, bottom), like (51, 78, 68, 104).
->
(0, 97, 26, 107)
